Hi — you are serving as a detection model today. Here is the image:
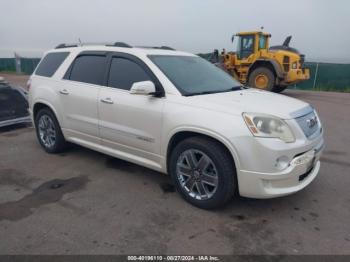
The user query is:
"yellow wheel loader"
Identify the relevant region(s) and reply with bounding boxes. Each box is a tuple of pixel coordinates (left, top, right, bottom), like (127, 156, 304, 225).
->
(211, 31, 310, 92)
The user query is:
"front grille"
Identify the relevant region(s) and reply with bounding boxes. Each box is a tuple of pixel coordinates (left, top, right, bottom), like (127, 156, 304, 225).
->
(299, 54, 305, 69)
(283, 56, 290, 72)
(295, 110, 320, 138)
(283, 64, 290, 72)
(283, 56, 290, 63)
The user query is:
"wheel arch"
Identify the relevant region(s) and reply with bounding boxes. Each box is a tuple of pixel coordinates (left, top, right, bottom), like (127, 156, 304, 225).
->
(248, 59, 284, 79)
(165, 128, 240, 174)
(33, 100, 62, 126)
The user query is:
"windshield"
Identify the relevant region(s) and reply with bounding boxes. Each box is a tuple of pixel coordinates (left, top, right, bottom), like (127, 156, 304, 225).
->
(148, 55, 241, 96)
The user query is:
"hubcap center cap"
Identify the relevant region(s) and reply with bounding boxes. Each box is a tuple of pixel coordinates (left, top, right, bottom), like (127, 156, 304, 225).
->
(193, 170, 201, 180)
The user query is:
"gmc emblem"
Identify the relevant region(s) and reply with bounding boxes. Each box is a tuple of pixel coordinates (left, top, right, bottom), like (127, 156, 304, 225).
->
(307, 116, 318, 129)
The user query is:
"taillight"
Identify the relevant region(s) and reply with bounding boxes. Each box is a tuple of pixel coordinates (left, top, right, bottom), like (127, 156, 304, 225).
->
(26, 79, 31, 91)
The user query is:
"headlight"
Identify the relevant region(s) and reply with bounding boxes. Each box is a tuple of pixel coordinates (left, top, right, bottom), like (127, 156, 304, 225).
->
(292, 62, 298, 69)
(243, 113, 295, 143)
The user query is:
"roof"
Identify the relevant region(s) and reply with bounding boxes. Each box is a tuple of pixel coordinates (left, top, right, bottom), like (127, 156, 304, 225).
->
(236, 31, 271, 37)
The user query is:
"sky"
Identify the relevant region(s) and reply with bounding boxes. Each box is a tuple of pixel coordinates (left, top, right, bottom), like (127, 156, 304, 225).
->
(1, 0, 349, 63)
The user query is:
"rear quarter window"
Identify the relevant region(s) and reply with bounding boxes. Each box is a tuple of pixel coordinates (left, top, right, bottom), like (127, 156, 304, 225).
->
(35, 52, 69, 77)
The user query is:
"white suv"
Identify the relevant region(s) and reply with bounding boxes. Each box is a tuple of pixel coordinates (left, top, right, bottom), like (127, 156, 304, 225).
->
(28, 43, 324, 209)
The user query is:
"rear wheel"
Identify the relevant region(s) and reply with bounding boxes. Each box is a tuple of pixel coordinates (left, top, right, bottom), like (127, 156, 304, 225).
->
(248, 67, 275, 91)
(35, 108, 67, 153)
(169, 137, 236, 209)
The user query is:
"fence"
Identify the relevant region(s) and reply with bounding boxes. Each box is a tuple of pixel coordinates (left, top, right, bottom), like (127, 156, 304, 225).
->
(294, 62, 350, 92)
(0, 58, 40, 75)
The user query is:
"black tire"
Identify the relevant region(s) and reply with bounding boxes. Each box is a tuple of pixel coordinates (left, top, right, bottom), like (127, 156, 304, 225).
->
(273, 85, 288, 93)
(248, 67, 275, 91)
(35, 107, 67, 153)
(169, 136, 236, 209)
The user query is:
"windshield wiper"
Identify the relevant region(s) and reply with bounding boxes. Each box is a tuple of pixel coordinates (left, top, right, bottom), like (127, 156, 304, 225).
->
(186, 91, 217, 96)
(229, 86, 244, 91)
(185, 86, 243, 96)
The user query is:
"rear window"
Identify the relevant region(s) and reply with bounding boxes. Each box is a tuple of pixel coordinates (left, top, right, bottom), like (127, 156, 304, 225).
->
(67, 55, 107, 85)
(35, 52, 69, 77)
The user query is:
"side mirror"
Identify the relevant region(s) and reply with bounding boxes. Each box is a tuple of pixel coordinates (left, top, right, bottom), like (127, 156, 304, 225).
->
(130, 81, 156, 95)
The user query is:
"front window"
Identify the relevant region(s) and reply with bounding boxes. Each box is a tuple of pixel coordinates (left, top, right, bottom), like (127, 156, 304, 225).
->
(148, 55, 241, 96)
(237, 35, 255, 59)
(108, 58, 151, 90)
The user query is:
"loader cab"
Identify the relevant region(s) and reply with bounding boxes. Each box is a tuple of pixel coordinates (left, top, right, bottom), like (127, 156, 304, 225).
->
(234, 32, 270, 60)
(236, 34, 254, 60)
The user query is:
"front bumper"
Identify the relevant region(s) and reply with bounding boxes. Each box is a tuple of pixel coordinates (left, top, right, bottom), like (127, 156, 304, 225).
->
(283, 68, 310, 85)
(235, 136, 324, 199)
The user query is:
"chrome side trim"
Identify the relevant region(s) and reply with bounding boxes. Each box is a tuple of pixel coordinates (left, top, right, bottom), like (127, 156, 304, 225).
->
(99, 124, 155, 143)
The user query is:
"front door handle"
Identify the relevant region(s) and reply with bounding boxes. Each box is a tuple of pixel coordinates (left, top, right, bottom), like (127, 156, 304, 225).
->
(59, 89, 69, 95)
(100, 97, 114, 104)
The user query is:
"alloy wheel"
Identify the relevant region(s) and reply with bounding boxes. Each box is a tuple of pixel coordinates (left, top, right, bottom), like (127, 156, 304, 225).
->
(38, 114, 56, 148)
(176, 149, 219, 200)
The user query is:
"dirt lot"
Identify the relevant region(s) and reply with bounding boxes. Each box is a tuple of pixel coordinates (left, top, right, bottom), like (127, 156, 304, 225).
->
(0, 72, 29, 88)
(0, 73, 350, 255)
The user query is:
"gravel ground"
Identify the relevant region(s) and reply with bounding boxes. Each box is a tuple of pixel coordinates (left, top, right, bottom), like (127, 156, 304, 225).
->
(0, 72, 29, 88)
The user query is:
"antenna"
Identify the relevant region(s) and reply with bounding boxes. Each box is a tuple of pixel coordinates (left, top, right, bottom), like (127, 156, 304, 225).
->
(78, 38, 82, 46)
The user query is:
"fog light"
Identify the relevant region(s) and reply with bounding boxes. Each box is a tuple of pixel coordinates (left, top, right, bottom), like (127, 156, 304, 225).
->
(291, 151, 315, 166)
(275, 156, 290, 170)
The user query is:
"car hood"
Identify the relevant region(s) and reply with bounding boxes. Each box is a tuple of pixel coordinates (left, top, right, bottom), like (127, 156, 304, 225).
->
(184, 88, 311, 119)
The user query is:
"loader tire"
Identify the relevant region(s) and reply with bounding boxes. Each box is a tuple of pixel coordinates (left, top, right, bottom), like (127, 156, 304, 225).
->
(248, 67, 275, 91)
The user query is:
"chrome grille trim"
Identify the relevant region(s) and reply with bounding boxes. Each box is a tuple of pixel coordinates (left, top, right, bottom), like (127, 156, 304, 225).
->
(289, 105, 313, 119)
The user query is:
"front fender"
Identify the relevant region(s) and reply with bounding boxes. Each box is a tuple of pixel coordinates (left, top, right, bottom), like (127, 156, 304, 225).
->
(163, 126, 242, 172)
(250, 59, 284, 79)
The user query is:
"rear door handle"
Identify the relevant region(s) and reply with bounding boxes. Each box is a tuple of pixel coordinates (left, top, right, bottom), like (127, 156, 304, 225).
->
(59, 89, 69, 95)
(100, 97, 114, 104)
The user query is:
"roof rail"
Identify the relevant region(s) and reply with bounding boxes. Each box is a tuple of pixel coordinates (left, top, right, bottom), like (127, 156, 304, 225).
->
(106, 42, 132, 48)
(55, 43, 174, 50)
(55, 42, 132, 49)
(158, 46, 175, 50)
(136, 46, 176, 51)
(55, 43, 79, 49)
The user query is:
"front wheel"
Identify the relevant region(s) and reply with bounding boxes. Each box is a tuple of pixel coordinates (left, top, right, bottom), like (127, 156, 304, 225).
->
(169, 137, 236, 209)
(248, 67, 275, 91)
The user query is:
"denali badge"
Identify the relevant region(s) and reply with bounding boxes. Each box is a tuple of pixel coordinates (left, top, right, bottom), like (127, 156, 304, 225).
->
(307, 116, 318, 129)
